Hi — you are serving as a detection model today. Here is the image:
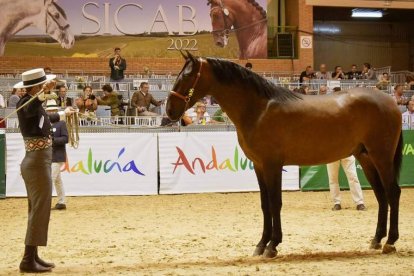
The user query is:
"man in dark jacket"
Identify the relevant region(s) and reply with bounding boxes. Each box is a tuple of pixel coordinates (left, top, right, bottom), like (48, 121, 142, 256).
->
(109, 47, 126, 82)
(45, 99, 69, 210)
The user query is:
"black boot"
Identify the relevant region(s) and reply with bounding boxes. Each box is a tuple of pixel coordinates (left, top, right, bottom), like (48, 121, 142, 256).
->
(19, 245, 52, 273)
(35, 247, 55, 268)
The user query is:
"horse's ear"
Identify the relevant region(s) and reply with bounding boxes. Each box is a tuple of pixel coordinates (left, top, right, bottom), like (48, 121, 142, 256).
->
(186, 50, 196, 63)
(179, 50, 188, 60)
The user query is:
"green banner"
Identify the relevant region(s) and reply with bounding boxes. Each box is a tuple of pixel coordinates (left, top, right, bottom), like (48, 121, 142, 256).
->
(301, 130, 414, 191)
(0, 131, 5, 198)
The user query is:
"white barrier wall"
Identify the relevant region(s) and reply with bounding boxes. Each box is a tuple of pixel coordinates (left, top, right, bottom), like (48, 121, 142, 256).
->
(6, 132, 299, 196)
(159, 132, 299, 194)
(6, 133, 158, 196)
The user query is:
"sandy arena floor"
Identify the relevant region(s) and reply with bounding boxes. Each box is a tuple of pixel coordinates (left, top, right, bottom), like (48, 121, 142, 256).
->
(0, 189, 413, 275)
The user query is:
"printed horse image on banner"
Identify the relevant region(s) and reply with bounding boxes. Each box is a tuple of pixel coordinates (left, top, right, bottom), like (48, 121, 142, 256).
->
(208, 0, 267, 59)
(0, 0, 74, 56)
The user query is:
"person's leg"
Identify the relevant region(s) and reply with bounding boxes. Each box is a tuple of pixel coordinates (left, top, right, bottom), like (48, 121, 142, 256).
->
(341, 156, 365, 206)
(327, 160, 341, 207)
(52, 162, 66, 205)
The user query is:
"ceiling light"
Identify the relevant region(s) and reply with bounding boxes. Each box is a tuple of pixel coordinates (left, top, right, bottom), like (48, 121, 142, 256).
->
(352, 9, 383, 18)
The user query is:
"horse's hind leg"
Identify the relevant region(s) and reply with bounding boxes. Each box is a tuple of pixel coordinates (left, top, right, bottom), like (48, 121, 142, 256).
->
(253, 167, 272, 256)
(355, 152, 388, 250)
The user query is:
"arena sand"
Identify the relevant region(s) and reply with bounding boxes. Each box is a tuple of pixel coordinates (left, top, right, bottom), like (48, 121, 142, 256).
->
(0, 189, 413, 275)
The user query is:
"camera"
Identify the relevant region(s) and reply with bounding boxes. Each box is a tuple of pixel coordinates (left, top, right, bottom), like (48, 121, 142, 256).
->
(88, 94, 96, 100)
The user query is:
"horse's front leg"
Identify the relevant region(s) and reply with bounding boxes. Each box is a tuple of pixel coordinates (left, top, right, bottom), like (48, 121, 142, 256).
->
(253, 167, 272, 256)
(263, 165, 283, 258)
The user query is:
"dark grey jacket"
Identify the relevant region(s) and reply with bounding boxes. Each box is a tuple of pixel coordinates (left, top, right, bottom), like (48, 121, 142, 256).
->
(50, 113, 68, 163)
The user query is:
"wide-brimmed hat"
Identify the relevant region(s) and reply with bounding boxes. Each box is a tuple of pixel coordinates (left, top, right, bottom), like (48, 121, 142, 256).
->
(45, 99, 59, 111)
(14, 68, 56, 89)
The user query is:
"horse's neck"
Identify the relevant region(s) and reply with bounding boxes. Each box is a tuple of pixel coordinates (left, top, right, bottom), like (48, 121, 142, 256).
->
(235, 23, 267, 59)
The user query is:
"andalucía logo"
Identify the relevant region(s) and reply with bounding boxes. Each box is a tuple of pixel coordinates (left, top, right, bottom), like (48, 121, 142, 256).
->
(62, 148, 145, 175)
(171, 146, 254, 175)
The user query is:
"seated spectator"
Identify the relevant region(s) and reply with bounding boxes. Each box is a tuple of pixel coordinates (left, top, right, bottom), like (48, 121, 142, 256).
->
(97, 84, 120, 116)
(376, 72, 391, 90)
(75, 85, 98, 121)
(392, 84, 409, 106)
(56, 85, 73, 108)
(8, 88, 24, 108)
(315, 64, 331, 80)
(361, 63, 376, 80)
(0, 93, 4, 108)
(297, 85, 309, 95)
(319, 85, 328, 95)
(331, 66, 345, 80)
(130, 82, 162, 116)
(245, 62, 253, 70)
(402, 101, 414, 129)
(299, 66, 315, 84)
(406, 75, 414, 90)
(346, 64, 361, 80)
(187, 102, 211, 125)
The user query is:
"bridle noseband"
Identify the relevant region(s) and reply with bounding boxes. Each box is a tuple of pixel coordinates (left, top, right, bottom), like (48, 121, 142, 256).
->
(46, 2, 70, 31)
(169, 58, 204, 119)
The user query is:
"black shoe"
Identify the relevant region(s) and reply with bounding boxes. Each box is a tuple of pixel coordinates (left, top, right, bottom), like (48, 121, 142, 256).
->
(35, 247, 55, 268)
(356, 204, 367, 211)
(53, 203, 66, 210)
(332, 204, 342, 211)
(20, 246, 52, 273)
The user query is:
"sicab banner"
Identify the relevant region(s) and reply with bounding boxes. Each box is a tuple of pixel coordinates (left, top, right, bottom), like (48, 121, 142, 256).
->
(158, 132, 300, 194)
(6, 133, 158, 196)
(1, 0, 268, 59)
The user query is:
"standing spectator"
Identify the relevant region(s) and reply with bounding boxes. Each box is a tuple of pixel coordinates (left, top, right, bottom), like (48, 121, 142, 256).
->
(327, 156, 366, 211)
(315, 64, 331, 80)
(402, 100, 414, 129)
(56, 85, 73, 108)
(361, 63, 376, 80)
(45, 99, 68, 210)
(392, 84, 409, 106)
(299, 66, 315, 84)
(245, 62, 253, 70)
(331, 66, 345, 80)
(130, 82, 162, 116)
(8, 88, 24, 108)
(97, 84, 120, 116)
(109, 47, 127, 83)
(346, 64, 361, 80)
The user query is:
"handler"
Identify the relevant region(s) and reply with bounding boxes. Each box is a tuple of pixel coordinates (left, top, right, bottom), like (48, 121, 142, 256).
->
(14, 68, 66, 273)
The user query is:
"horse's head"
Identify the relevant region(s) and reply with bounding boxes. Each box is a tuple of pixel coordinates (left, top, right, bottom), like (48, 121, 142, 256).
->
(166, 51, 209, 122)
(208, 0, 235, 48)
(37, 0, 74, 49)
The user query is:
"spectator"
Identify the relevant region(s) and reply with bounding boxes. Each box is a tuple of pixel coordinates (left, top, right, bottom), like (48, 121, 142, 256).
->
(333, 87, 341, 93)
(299, 85, 310, 95)
(319, 85, 328, 95)
(315, 64, 331, 80)
(245, 62, 253, 70)
(43, 67, 52, 75)
(56, 85, 73, 108)
(346, 64, 361, 80)
(392, 84, 409, 106)
(361, 62, 376, 80)
(299, 66, 315, 84)
(376, 72, 391, 90)
(97, 84, 120, 116)
(188, 102, 211, 125)
(109, 47, 126, 83)
(402, 100, 414, 129)
(331, 66, 345, 80)
(406, 75, 414, 90)
(0, 93, 5, 108)
(75, 86, 97, 122)
(45, 99, 68, 210)
(130, 82, 162, 116)
(213, 108, 229, 123)
(8, 88, 24, 108)
(327, 156, 366, 211)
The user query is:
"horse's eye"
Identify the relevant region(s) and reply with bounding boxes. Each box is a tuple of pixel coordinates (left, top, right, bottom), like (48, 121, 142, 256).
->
(54, 13, 60, 19)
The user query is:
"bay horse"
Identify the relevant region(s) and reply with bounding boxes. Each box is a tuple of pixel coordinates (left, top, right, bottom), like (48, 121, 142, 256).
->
(208, 0, 267, 59)
(166, 52, 403, 258)
(0, 0, 74, 56)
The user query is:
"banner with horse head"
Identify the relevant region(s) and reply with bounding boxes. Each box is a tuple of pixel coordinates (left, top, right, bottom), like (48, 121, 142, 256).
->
(1, 0, 270, 59)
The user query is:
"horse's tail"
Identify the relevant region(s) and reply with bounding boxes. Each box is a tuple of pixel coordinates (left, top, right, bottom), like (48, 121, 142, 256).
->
(393, 131, 403, 183)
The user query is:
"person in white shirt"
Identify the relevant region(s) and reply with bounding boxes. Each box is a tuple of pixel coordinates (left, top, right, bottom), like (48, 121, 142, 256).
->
(402, 100, 414, 129)
(187, 102, 211, 125)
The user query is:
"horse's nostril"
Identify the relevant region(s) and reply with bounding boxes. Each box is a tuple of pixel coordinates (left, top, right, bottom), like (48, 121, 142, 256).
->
(216, 41, 224, 47)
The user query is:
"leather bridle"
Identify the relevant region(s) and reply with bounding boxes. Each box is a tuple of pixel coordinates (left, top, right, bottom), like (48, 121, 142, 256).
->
(46, 2, 70, 31)
(169, 58, 204, 120)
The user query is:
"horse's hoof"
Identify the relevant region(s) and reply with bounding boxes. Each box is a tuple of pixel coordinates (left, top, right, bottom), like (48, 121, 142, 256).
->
(370, 239, 382, 250)
(263, 248, 278, 259)
(382, 244, 396, 254)
(253, 246, 265, 256)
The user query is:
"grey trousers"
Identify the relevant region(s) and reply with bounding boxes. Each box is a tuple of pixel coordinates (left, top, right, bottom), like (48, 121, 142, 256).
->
(20, 147, 52, 246)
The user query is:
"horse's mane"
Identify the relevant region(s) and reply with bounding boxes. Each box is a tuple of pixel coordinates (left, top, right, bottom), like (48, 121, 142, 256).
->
(207, 0, 266, 19)
(206, 58, 302, 103)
